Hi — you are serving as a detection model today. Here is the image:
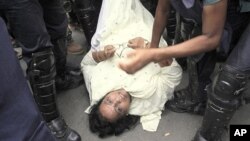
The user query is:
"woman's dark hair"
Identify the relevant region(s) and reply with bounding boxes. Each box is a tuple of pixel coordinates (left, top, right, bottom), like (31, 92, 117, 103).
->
(89, 99, 140, 138)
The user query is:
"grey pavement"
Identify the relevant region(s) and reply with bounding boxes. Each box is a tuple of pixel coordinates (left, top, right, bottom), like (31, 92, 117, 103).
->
(55, 29, 250, 141)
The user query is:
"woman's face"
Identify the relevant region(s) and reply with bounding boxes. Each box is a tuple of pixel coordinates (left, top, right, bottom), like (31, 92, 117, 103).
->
(99, 89, 131, 122)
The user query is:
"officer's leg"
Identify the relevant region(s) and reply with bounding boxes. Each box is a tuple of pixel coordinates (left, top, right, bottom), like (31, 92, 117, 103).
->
(166, 52, 216, 115)
(40, 0, 83, 91)
(52, 37, 83, 91)
(193, 22, 250, 141)
(61, 0, 80, 28)
(5, 0, 81, 140)
(165, 5, 178, 45)
(140, 0, 158, 16)
(37, 0, 81, 140)
(0, 17, 56, 141)
(166, 17, 217, 115)
(27, 48, 81, 141)
(164, 5, 188, 71)
(72, 0, 102, 50)
(60, 0, 84, 55)
(4, 0, 52, 55)
(193, 65, 248, 141)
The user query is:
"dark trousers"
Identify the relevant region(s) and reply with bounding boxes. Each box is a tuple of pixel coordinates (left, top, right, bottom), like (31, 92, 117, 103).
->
(0, 17, 56, 141)
(226, 22, 250, 74)
(0, 0, 67, 56)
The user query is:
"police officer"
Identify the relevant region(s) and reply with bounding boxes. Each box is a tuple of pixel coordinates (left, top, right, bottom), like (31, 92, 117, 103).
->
(71, 0, 102, 51)
(0, 17, 57, 141)
(0, 0, 82, 140)
(119, 0, 250, 140)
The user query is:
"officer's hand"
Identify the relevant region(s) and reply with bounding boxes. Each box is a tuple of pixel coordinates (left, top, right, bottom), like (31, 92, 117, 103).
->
(118, 48, 153, 74)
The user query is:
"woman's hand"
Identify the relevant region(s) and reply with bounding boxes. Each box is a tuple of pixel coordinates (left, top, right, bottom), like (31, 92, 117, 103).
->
(92, 45, 116, 62)
(127, 37, 149, 49)
(104, 45, 116, 58)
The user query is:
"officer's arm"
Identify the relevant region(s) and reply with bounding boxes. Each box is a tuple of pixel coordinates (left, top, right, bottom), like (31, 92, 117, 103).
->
(151, 0, 227, 62)
(150, 0, 171, 48)
(201, 0, 227, 50)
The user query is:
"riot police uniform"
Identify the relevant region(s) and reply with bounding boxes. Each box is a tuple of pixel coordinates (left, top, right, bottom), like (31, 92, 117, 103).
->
(162, 0, 250, 140)
(0, 0, 82, 140)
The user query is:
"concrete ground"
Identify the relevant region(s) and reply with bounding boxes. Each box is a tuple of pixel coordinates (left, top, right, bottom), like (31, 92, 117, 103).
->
(54, 29, 250, 141)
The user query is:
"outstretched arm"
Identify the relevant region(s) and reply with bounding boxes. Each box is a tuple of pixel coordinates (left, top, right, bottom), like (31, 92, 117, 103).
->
(119, 0, 227, 74)
(153, 0, 227, 61)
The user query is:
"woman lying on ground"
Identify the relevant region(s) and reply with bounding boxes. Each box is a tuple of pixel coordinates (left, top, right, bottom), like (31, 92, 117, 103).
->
(80, 0, 182, 138)
(81, 37, 182, 138)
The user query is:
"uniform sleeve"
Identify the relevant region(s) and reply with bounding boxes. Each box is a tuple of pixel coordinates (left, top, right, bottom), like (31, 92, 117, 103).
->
(203, 0, 221, 5)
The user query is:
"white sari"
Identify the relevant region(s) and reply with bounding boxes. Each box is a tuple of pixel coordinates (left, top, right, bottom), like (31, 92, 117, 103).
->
(81, 0, 182, 132)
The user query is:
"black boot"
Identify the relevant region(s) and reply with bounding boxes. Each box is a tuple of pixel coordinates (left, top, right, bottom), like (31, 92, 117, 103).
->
(73, 0, 102, 51)
(192, 65, 248, 141)
(166, 58, 207, 115)
(166, 51, 216, 115)
(52, 38, 84, 91)
(28, 48, 81, 141)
